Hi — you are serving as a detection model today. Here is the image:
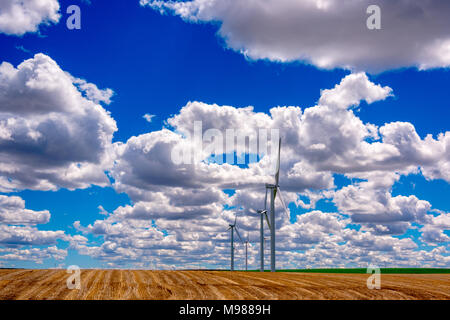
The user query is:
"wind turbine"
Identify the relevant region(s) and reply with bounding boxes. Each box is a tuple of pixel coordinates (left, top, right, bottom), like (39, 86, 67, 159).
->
(250, 198, 271, 272)
(265, 137, 289, 272)
(263, 236, 269, 266)
(228, 214, 243, 271)
(244, 233, 251, 271)
(244, 234, 248, 271)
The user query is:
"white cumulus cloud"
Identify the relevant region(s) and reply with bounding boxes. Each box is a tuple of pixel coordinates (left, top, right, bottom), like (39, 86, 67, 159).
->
(0, 0, 60, 36)
(0, 195, 50, 225)
(0, 53, 118, 191)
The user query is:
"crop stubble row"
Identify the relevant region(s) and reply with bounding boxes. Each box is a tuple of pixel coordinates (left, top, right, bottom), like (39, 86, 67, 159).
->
(0, 269, 448, 300)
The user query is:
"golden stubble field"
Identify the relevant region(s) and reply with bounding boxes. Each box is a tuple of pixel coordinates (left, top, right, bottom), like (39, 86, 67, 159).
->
(0, 269, 448, 300)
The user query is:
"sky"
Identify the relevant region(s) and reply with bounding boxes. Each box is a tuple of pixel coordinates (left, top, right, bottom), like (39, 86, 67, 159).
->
(0, 0, 449, 269)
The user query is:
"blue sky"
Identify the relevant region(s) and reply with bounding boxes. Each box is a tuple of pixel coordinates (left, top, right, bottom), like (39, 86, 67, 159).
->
(0, 0, 449, 269)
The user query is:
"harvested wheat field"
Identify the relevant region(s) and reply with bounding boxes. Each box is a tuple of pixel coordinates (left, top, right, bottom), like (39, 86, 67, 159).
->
(0, 269, 448, 300)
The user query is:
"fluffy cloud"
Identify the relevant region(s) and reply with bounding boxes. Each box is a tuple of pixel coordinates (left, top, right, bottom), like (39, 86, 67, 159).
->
(143, 113, 156, 123)
(0, 246, 67, 264)
(0, 195, 50, 225)
(318, 73, 393, 110)
(0, 195, 70, 266)
(0, 0, 60, 36)
(110, 128, 284, 202)
(0, 195, 99, 268)
(0, 224, 65, 247)
(296, 75, 449, 181)
(421, 212, 450, 244)
(0, 54, 117, 191)
(380, 124, 450, 182)
(344, 229, 417, 252)
(332, 172, 431, 233)
(143, 0, 450, 72)
(278, 211, 348, 248)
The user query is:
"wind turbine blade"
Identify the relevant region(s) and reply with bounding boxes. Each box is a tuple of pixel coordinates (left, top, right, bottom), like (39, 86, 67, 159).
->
(277, 186, 290, 220)
(264, 211, 271, 230)
(274, 137, 281, 186)
(249, 208, 256, 214)
(234, 226, 244, 244)
(264, 187, 268, 210)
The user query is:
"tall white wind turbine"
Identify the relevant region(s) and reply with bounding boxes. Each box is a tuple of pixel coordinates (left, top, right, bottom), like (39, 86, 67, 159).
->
(265, 138, 289, 272)
(244, 233, 249, 271)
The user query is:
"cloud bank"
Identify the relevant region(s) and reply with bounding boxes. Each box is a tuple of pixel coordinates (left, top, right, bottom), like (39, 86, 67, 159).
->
(142, 0, 450, 72)
(73, 68, 449, 269)
(0, 53, 448, 268)
(0, 54, 117, 191)
(0, 194, 76, 265)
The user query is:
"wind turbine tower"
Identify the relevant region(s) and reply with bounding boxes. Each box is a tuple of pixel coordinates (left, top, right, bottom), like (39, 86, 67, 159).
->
(244, 234, 250, 271)
(228, 214, 243, 271)
(255, 208, 270, 272)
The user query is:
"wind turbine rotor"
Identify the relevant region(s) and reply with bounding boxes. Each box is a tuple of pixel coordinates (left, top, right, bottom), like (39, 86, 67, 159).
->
(264, 211, 271, 230)
(268, 137, 281, 273)
(274, 137, 281, 186)
(264, 187, 268, 210)
(276, 186, 290, 220)
(234, 225, 244, 244)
